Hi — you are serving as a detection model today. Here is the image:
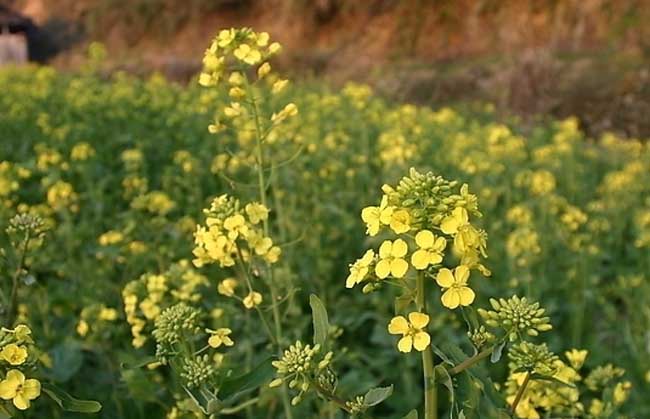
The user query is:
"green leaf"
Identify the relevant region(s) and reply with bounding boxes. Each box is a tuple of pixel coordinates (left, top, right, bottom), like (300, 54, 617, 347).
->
(42, 383, 102, 413)
(0, 405, 10, 419)
(49, 339, 84, 382)
(219, 357, 274, 401)
(431, 344, 455, 366)
(362, 385, 393, 407)
(490, 341, 506, 363)
(402, 409, 418, 419)
(309, 294, 329, 347)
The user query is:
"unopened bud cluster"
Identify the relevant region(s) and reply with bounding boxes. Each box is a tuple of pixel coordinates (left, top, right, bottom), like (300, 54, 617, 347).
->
(508, 342, 558, 376)
(180, 354, 217, 389)
(269, 341, 335, 406)
(152, 303, 202, 348)
(478, 296, 552, 341)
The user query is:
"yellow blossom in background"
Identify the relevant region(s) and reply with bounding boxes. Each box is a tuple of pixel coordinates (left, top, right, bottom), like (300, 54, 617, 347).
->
(245, 202, 269, 224)
(257, 62, 271, 79)
(0, 370, 40, 410)
(375, 239, 409, 279)
(271, 103, 298, 125)
(436, 265, 475, 309)
(77, 320, 89, 337)
(98, 230, 124, 246)
(272, 79, 288, 94)
(0, 344, 28, 365)
(411, 230, 446, 270)
(346, 250, 375, 288)
(243, 291, 262, 309)
(388, 312, 431, 353)
(565, 349, 588, 370)
(218, 278, 238, 297)
(206, 328, 234, 348)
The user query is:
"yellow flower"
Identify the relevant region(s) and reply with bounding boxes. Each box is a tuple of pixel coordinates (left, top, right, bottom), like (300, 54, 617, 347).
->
(0, 370, 40, 410)
(268, 42, 282, 54)
(247, 231, 273, 255)
(589, 399, 604, 416)
(99, 307, 118, 321)
(217, 29, 235, 47)
(436, 265, 475, 309)
(76, 320, 89, 337)
(255, 32, 270, 47)
(224, 102, 244, 118)
(264, 246, 281, 264)
(243, 291, 263, 309)
(245, 203, 269, 224)
(375, 239, 409, 279)
(361, 196, 393, 236)
(411, 230, 446, 270)
(206, 328, 234, 348)
(257, 62, 271, 79)
(233, 44, 262, 65)
(388, 312, 431, 353)
(272, 79, 288, 94)
(13, 325, 33, 344)
(565, 349, 588, 370)
(223, 214, 248, 239)
(0, 344, 28, 365)
(346, 250, 375, 288)
(440, 207, 469, 235)
(389, 209, 411, 234)
(271, 103, 298, 124)
(218, 278, 238, 297)
(613, 381, 632, 405)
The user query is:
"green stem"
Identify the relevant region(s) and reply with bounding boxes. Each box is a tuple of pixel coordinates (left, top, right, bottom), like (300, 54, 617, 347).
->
(7, 232, 30, 327)
(416, 272, 437, 419)
(448, 346, 493, 376)
(245, 77, 293, 419)
(510, 371, 531, 415)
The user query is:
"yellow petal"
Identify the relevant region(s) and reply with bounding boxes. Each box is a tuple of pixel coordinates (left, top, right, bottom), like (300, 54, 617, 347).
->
(13, 394, 29, 410)
(375, 259, 391, 279)
(428, 252, 443, 265)
(378, 241, 392, 258)
(361, 207, 378, 223)
(345, 273, 357, 288)
(411, 250, 430, 270)
(458, 287, 476, 306)
(433, 237, 447, 252)
(436, 268, 455, 288)
(453, 207, 469, 224)
(22, 379, 40, 400)
(388, 316, 409, 335)
(413, 332, 431, 351)
(0, 380, 17, 400)
(441, 289, 460, 309)
(397, 336, 413, 353)
(455, 265, 470, 284)
(391, 258, 409, 278)
(408, 312, 430, 329)
(440, 216, 459, 235)
(391, 239, 408, 257)
(415, 230, 434, 249)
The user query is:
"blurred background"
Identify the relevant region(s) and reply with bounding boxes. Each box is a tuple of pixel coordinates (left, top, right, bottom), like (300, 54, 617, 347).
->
(2, 0, 650, 137)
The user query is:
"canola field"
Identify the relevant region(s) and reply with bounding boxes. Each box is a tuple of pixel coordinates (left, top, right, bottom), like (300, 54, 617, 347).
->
(0, 29, 649, 419)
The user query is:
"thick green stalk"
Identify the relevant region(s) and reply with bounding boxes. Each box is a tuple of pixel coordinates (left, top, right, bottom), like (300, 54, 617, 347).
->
(416, 272, 437, 419)
(246, 82, 293, 419)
